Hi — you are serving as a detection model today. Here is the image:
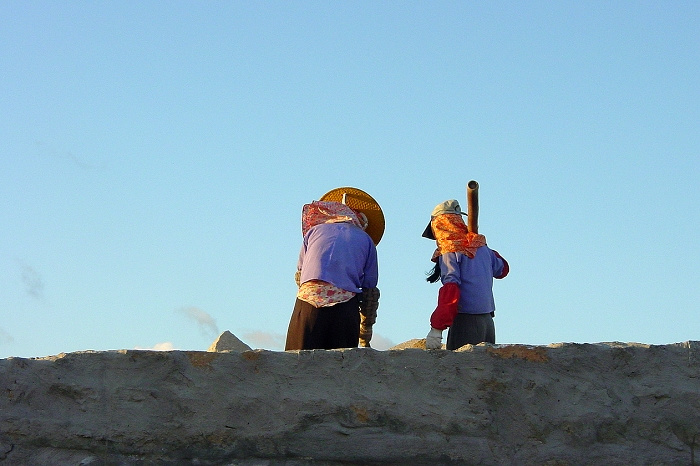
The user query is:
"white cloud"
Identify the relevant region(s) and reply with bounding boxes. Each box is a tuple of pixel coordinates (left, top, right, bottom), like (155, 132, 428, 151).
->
(177, 307, 219, 338)
(134, 342, 175, 351)
(21, 264, 44, 299)
(368, 333, 395, 351)
(0, 328, 14, 345)
(151, 342, 175, 351)
(242, 331, 286, 351)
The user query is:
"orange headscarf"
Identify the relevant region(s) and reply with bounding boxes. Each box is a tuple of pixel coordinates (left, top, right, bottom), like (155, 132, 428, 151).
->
(430, 214, 486, 262)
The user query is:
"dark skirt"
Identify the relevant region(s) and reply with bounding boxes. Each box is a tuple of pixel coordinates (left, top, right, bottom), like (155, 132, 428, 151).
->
(285, 296, 361, 350)
(446, 312, 495, 350)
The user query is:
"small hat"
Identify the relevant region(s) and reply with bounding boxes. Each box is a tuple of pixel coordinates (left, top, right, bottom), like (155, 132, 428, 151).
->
(422, 199, 466, 240)
(320, 187, 385, 245)
(430, 199, 463, 217)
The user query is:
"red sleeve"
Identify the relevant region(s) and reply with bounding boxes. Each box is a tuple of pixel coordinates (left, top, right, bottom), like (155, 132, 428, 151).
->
(429, 282, 460, 330)
(492, 250, 509, 279)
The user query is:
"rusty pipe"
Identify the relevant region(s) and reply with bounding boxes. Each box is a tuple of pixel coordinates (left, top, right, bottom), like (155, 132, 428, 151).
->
(466, 180, 479, 233)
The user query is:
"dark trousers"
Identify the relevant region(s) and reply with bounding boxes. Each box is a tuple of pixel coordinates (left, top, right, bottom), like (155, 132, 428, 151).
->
(446, 312, 495, 350)
(285, 296, 361, 350)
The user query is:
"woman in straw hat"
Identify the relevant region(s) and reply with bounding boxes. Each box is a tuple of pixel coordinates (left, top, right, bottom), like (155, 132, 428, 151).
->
(422, 200, 509, 350)
(285, 192, 382, 350)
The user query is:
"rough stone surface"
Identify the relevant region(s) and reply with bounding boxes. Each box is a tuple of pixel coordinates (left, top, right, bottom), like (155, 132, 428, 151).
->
(1, 341, 699, 465)
(207, 330, 252, 353)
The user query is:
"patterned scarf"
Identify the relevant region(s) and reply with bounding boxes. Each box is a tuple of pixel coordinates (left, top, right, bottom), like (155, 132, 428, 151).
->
(431, 214, 487, 262)
(301, 201, 366, 237)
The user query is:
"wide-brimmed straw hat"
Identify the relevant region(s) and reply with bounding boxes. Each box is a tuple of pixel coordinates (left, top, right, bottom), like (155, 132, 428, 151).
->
(320, 187, 385, 245)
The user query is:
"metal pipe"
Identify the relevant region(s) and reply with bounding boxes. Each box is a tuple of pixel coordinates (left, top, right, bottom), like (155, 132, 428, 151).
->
(466, 180, 479, 233)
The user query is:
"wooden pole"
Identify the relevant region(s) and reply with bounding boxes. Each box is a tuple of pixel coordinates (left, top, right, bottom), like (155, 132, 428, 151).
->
(466, 180, 479, 233)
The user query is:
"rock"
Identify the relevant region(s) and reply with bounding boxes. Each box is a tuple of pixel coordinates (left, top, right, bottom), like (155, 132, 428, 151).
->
(389, 338, 425, 350)
(389, 338, 450, 350)
(0, 341, 698, 464)
(207, 330, 252, 353)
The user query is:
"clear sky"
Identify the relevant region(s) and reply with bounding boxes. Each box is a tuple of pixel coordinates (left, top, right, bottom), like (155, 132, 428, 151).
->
(2, 2, 698, 358)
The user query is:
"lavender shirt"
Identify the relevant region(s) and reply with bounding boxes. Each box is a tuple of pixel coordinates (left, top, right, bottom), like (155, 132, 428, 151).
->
(439, 246, 505, 314)
(297, 222, 378, 294)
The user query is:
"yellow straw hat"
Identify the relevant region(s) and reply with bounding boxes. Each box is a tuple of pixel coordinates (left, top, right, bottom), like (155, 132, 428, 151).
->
(319, 187, 385, 245)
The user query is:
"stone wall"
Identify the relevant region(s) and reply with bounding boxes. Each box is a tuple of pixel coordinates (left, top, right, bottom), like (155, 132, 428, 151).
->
(1, 341, 699, 465)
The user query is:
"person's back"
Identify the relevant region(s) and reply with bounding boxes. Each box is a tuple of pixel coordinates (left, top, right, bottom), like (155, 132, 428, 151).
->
(439, 246, 506, 315)
(299, 222, 378, 293)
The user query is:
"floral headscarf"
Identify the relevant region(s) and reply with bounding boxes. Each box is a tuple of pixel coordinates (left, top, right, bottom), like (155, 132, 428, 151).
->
(301, 201, 367, 237)
(430, 213, 487, 262)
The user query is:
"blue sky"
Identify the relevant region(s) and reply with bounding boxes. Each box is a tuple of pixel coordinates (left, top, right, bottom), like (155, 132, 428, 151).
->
(2, 2, 698, 358)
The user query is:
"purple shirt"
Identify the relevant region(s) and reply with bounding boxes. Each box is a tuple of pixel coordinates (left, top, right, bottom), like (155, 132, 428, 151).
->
(439, 246, 505, 314)
(298, 222, 378, 293)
